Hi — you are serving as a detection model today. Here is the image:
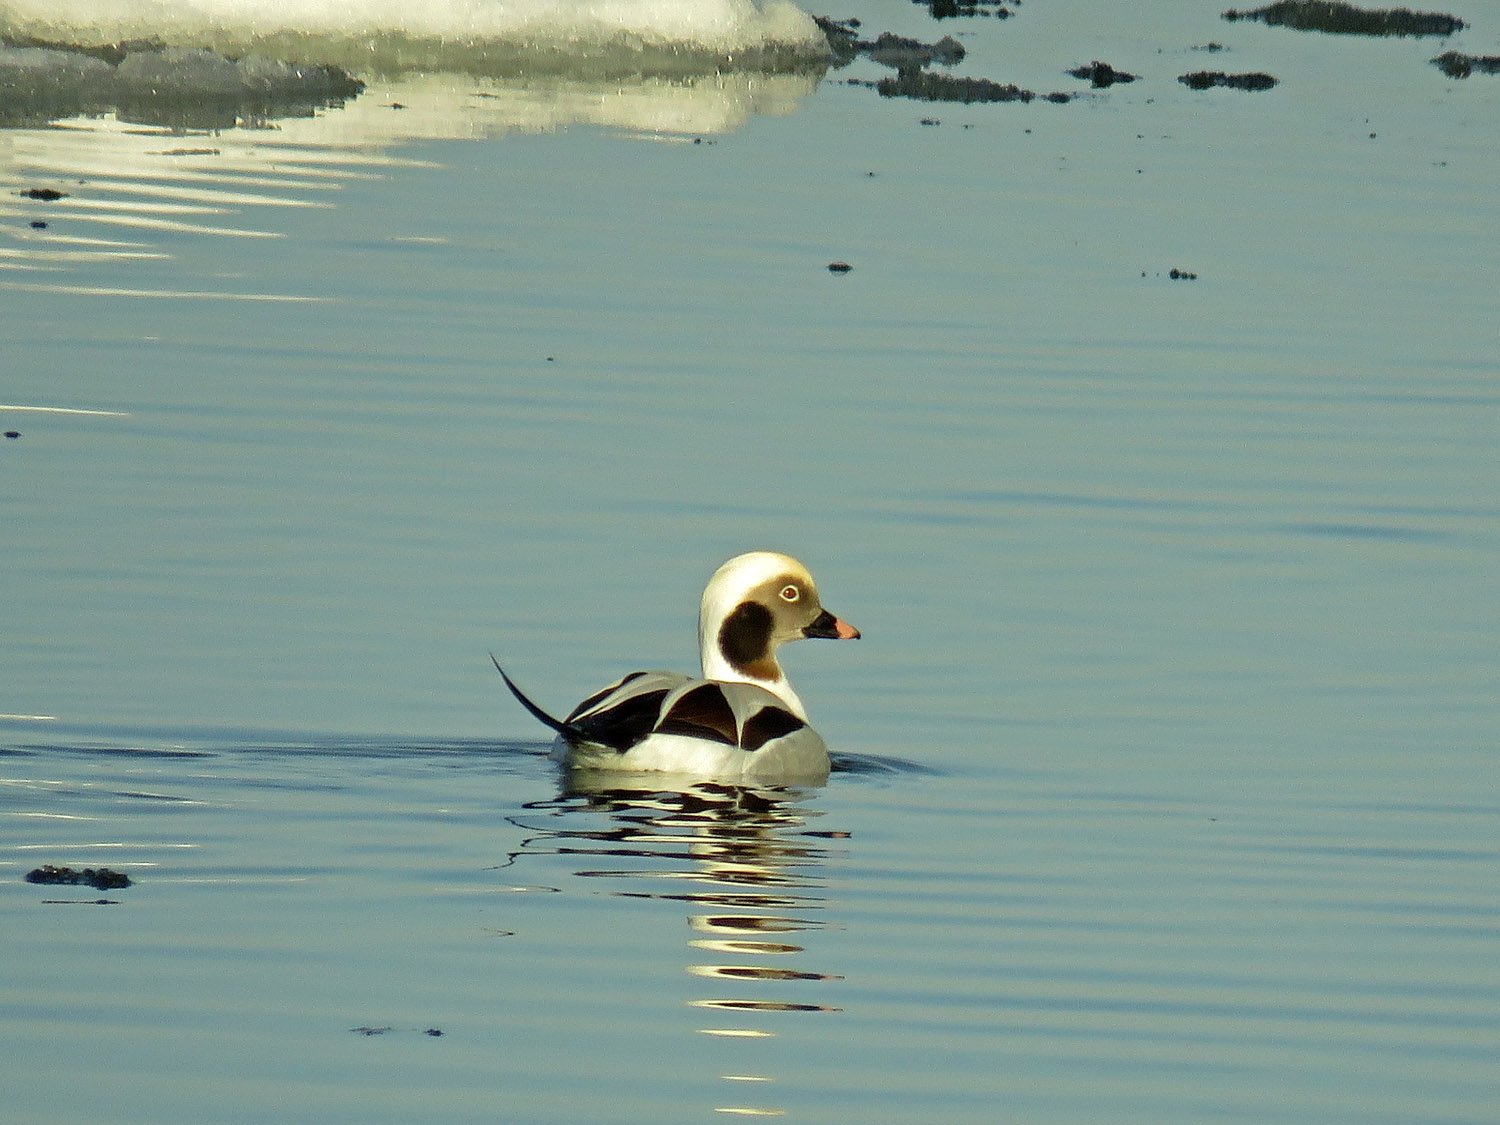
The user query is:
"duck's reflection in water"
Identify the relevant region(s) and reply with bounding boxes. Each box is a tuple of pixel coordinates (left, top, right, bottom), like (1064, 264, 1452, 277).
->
(508, 771, 846, 1116)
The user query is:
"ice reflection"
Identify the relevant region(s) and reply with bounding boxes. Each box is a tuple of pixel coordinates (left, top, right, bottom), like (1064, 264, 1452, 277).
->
(510, 774, 845, 1117)
(0, 63, 819, 294)
(2, 6, 826, 300)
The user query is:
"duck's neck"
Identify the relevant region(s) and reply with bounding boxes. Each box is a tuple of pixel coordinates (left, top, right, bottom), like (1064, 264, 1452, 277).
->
(700, 628, 808, 720)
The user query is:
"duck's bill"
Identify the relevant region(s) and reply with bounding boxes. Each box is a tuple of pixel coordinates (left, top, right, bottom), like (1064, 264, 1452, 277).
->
(804, 608, 861, 640)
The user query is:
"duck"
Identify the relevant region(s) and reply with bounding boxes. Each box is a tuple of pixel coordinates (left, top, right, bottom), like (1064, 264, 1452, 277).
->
(492, 551, 860, 783)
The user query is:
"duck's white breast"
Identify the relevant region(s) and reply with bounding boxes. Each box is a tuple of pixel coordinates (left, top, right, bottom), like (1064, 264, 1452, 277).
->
(555, 726, 830, 784)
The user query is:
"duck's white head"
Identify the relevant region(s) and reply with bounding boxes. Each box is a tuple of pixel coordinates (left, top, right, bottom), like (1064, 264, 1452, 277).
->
(698, 551, 860, 720)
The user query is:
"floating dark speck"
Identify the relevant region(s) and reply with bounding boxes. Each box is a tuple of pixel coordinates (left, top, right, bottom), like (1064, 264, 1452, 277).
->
(1067, 61, 1138, 88)
(21, 187, 67, 201)
(4, 431, 19, 439)
(1169, 268, 1199, 280)
(828, 261, 853, 273)
(30, 220, 47, 229)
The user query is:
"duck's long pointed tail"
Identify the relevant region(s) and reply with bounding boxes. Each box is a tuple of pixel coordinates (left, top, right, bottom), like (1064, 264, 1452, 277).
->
(489, 654, 576, 740)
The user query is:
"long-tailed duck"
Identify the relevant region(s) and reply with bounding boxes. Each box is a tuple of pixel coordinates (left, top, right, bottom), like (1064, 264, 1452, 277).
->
(493, 551, 860, 783)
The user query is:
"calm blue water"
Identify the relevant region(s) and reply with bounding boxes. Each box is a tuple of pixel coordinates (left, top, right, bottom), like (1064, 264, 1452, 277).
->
(3, 0, 1499, 1120)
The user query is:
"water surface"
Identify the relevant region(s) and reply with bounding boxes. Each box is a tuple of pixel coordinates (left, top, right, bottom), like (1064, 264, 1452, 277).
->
(3, 0, 1498, 1119)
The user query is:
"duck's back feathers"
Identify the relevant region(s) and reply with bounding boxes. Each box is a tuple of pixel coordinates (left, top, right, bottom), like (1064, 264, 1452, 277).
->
(652, 681, 739, 744)
(565, 670, 691, 750)
(565, 672, 809, 755)
(565, 672, 827, 781)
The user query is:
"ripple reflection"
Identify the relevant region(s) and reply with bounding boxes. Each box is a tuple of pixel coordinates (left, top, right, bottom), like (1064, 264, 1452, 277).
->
(507, 773, 845, 1116)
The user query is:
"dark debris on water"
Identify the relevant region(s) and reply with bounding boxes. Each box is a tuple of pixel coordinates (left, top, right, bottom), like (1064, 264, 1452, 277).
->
(914, 0, 1016, 19)
(818, 17, 1070, 105)
(26, 864, 133, 890)
(1430, 51, 1500, 78)
(821, 3, 1467, 107)
(870, 71, 1065, 104)
(1222, 2, 1466, 37)
(1068, 61, 1138, 88)
(1179, 71, 1280, 91)
(817, 19, 965, 68)
(866, 31, 965, 69)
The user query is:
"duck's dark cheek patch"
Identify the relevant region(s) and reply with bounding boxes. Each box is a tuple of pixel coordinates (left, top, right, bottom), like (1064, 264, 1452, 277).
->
(718, 600, 774, 674)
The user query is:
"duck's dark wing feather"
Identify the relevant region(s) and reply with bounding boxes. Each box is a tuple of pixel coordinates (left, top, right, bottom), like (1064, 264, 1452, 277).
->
(740, 705, 807, 751)
(564, 670, 692, 751)
(655, 682, 739, 745)
(578, 677, 809, 754)
(494, 657, 809, 756)
(657, 679, 808, 753)
(568, 671, 650, 718)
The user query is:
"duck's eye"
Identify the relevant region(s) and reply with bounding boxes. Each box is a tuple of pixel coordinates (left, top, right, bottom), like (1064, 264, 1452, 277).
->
(780, 584, 800, 602)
